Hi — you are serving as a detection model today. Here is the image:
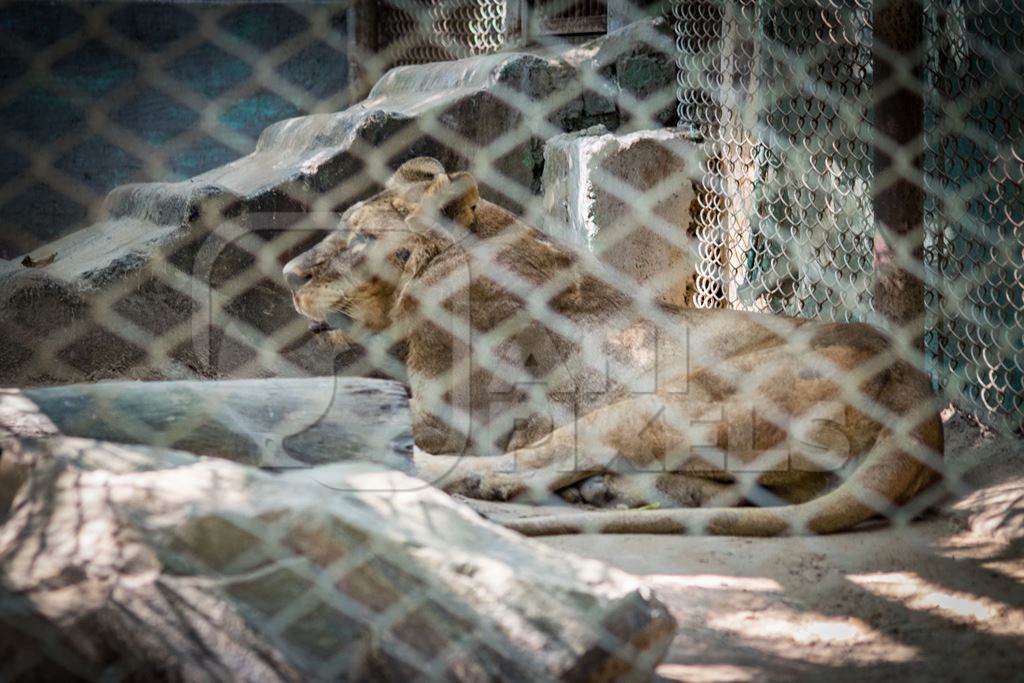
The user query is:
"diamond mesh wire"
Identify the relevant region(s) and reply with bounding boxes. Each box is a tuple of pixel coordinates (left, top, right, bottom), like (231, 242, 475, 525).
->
(530, 0, 608, 35)
(0, 0, 1021, 678)
(674, 1, 875, 317)
(674, 0, 1023, 426)
(923, 0, 1024, 423)
(0, 3, 684, 678)
(378, 0, 512, 66)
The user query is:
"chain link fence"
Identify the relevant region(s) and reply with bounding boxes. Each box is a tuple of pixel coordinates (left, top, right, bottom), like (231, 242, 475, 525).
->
(0, 0, 1022, 679)
(378, 0, 513, 65)
(923, 0, 1024, 423)
(673, 0, 1023, 427)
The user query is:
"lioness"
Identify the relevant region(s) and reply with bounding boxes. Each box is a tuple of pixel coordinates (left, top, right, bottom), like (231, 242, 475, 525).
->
(284, 157, 943, 536)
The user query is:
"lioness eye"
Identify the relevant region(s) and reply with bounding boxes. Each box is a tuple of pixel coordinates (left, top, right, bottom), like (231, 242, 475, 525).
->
(394, 248, 411, 263)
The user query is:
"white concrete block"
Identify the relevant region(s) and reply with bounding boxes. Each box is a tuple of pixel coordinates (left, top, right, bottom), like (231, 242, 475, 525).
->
(541, 126, 705, 307)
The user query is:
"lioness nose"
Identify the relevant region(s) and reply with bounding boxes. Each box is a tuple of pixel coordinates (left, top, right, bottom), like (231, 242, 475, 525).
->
(283, 259, 312, 290)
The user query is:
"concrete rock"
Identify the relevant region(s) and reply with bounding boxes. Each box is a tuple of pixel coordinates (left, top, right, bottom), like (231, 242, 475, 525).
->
(562, 16, 680, 130)
(1, 19, 676, 387)
(541, 125, 705, 308)
(0, 377, 413, 470)
(0, 438, 676, 680)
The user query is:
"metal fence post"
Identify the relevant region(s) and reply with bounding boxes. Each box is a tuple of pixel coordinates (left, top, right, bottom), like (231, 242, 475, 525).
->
(871, 0, 926, 350)
(347, 0, 379, 102)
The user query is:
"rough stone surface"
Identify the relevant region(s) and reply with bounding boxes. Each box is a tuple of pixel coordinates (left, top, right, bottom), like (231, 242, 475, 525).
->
(563, 16, 679, 130)
(0, 377, 413, 470)
(0, 437, 676, 680)
(0, 19, 677, 387)
(541, 124, 705, 308)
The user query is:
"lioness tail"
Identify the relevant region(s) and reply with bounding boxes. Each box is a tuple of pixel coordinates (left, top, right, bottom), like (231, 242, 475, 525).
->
(502, 421, 942, 537)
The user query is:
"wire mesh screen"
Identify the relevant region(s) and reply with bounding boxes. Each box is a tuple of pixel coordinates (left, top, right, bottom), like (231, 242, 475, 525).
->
(673, 0, 1023, 426)
(0, 0, 1021, 679)
(530, 0, 608, 35)
(378, 0, 512, 66)
(674, 2, 877, 317)
(924, 1, 1024, 422)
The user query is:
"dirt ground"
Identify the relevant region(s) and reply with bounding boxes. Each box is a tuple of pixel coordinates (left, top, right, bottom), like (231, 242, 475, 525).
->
(475, 412, 1024, 682)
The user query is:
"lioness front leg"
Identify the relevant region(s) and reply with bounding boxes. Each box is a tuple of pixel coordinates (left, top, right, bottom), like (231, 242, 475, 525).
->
(412, 428, 592, 503)
(562, 472, 736, 509)
(414, 393, 731, 506)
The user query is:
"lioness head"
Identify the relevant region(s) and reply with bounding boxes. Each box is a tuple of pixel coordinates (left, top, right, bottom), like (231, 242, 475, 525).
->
(283, 157, 479, 347)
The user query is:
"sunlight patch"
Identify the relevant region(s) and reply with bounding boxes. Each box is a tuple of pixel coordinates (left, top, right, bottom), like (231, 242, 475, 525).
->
(849, 571, 1022, 636)
(706, 607, 918, 664)
(657, 664, 755, 682)
(645, 574, 783, 592)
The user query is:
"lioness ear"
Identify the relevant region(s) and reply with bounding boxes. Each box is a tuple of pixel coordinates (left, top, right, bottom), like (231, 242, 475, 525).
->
(386, 157, 446, 190)
(422, 171, 479, 229)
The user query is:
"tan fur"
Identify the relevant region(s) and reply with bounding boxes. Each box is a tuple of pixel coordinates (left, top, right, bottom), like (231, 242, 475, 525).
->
(285, 157, 944, 536)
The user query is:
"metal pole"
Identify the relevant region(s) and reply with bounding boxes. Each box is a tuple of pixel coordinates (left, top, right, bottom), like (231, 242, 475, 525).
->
(871, 0, 926, 351)
(346, 0, 379, 103)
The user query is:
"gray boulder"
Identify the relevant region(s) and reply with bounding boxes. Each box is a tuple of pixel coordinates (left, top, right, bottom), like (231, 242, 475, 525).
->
(0, 377, 413, 470)
(0, 19, 677, 387)
(0, 437, 676, 680)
